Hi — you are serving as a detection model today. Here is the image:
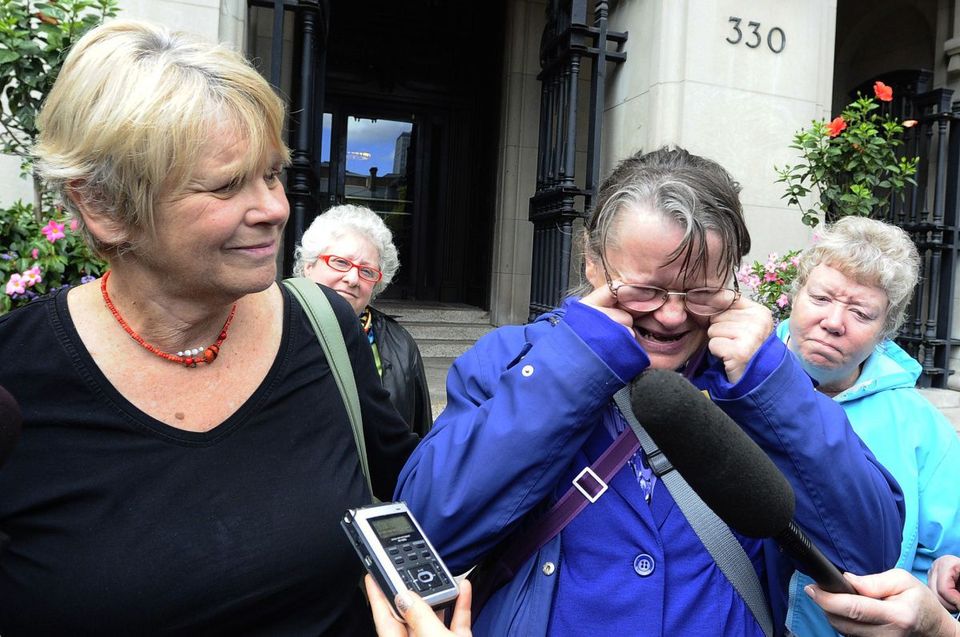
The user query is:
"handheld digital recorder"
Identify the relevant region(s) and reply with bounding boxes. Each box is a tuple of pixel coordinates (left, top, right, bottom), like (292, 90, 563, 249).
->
(342, 501, 459, 616)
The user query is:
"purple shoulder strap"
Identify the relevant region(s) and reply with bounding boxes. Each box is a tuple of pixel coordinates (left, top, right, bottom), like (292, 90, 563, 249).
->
(468, 346, 708, 610)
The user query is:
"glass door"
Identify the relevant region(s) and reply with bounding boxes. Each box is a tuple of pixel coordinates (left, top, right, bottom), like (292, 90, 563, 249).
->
(319, 112, 418, 297)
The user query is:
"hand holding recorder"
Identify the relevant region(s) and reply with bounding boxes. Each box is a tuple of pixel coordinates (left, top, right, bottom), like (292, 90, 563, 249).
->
(366, 575, 472, 637)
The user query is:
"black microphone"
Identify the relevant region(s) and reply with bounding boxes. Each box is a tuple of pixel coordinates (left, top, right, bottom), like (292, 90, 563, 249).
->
(629, 369, 855, 594)
(0, 384, 22, 469)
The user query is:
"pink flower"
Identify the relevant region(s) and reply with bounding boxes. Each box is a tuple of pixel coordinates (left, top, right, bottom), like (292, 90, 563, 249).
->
(764, 271, 779, 282)
(69, 218, 79, 231)
(776, 294, 790, 308)
(5, 273, 25, 296)
(21, 266, 42, 287)
(41, 220, 66, 243)
(31, 248, 38, 259)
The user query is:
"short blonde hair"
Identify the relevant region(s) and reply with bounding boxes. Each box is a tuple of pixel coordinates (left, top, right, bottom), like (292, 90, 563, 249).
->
(793, 216, 920, 339)
(34, 20, 290, 257)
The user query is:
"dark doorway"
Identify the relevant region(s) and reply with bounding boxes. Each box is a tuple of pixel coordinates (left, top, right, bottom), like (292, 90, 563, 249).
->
(316, 0, 505, 306)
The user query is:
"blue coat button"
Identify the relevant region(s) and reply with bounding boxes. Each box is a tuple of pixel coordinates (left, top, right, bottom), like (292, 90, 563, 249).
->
(633, 553, 655, 576)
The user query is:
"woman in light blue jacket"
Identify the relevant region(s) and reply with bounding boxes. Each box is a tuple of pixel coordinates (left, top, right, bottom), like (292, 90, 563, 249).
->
(779, 216, 960, 636)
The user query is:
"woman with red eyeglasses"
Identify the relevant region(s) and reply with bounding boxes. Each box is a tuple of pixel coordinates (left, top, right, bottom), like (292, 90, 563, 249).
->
(295, 204, 433, 436)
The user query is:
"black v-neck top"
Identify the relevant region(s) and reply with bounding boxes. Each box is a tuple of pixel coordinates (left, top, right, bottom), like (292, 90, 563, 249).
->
(0, 284, 418, 635)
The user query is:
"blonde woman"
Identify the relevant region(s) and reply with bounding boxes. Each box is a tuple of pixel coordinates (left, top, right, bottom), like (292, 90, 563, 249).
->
(0, 20, 416, 634)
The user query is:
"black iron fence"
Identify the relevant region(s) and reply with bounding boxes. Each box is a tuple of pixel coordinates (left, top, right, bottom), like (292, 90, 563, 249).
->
(249, 0, 330, 276)
(528, 0, 626, 320)
(887, 88, 960, 388)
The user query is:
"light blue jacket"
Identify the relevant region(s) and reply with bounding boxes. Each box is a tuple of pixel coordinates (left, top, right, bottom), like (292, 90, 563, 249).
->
(395, 303, 903, 636)
(779, 320, 960, 637)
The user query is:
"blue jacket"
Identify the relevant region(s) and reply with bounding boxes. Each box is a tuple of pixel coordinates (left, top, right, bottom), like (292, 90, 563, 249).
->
(397, 304, 903, 636)
(779, 320, 960, 637)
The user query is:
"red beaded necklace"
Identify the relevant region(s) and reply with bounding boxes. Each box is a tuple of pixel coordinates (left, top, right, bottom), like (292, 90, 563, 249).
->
(100, 270, 237, 368)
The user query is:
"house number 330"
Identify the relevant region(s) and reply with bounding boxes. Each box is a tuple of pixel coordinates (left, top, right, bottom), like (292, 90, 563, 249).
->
(726, 17, 785, 53)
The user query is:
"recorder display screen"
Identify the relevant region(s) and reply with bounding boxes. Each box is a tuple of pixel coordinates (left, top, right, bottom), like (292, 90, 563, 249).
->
(371, 514, 415, 540)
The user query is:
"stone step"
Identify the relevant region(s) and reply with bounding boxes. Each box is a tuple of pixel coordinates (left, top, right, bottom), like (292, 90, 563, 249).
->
(417, 338, 477, 359)
(425, 358, 452, 421)
(918, 388, 960, 436)
(423, 357, 455, 400)
(372, 301, 493, 421)
(374, 301, 490, 325)
(402, 321, 494, 341)
(918, 387, 960, 409)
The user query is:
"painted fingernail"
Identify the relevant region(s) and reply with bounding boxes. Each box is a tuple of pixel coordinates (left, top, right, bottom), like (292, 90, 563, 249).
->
(395, 590, 413, 615)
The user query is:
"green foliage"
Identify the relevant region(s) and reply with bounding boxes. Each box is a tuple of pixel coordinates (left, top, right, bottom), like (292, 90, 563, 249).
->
(0, 0, 118, 164)
(776, 92, 919, 228)
(0, 0, 116, 313)
(0, 200, 104, 312)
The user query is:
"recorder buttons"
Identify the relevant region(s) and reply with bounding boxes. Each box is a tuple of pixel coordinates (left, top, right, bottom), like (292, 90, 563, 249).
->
(407, 563, 448, 593)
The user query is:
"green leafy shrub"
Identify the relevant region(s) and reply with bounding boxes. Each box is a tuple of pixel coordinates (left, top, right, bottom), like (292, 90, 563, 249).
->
(776, 81, 919, 228)
(0, 0, 118, 313)
(1, 200, 104, 312)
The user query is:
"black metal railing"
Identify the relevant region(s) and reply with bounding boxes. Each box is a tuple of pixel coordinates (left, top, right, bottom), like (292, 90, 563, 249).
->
(886, 87, 960, 388)
(528, 0, 626, 320)
(249, 0, 330, 275)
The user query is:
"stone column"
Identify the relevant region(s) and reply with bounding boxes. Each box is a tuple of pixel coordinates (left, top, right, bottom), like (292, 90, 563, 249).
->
(602, 0, 838, 262)
(218, 0, 247, 50)
(942, 0, 960, 83)
(489, 0, 546, 326)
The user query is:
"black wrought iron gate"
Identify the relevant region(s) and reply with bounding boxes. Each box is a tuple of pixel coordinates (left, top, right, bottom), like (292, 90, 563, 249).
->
(250, 0, 330, 276)
(528, 0, 626, 320)
(891, 85, 960, 388)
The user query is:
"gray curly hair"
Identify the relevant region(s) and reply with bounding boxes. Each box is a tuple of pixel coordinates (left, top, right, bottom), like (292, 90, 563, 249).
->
(293, 204, 400, 299)
(792, 216, 920, 339)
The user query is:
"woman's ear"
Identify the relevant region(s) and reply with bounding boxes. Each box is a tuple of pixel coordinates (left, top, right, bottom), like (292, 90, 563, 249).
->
(585, 257, 599, 281)
(66, 182, 128, 247)
(584, 256, 605, 289)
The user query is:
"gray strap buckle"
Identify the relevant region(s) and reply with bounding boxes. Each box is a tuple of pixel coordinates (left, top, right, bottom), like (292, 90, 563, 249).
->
(646, 449, 674, 477)
(572, 466, 608, 503)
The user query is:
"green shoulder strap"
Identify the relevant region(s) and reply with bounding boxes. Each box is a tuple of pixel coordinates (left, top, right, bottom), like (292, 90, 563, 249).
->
(283, 277, 373, 497)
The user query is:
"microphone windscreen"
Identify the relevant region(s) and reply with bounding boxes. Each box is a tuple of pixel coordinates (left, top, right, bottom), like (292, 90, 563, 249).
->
(0, 384, 22, 468)
(629, 369, 795, 538)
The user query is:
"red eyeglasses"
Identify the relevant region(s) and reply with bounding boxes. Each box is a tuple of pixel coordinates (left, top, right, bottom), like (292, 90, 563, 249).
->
(316, 254, 383, 283)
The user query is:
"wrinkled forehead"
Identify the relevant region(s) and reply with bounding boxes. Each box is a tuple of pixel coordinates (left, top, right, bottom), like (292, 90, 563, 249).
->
(319, 228, 381, 263)
(808, 261, 889, 306)
(167, 113, 282, 191)
(818, 258, 882, 290)
(606, 206, 730, 282)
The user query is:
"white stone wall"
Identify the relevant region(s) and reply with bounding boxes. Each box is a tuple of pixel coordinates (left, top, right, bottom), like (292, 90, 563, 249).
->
(113, 0, 222, 41)
(602, 0, 837, 265)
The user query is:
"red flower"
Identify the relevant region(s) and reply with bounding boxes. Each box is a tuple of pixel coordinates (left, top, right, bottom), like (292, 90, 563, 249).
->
(826, 116, 847, 138)
(873, 81, 893, 102)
